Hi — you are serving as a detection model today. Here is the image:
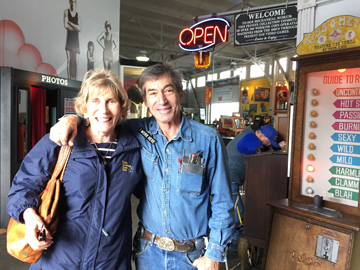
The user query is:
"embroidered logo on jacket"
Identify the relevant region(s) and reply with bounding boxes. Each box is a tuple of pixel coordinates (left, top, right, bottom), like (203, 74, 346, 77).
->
(122, 160, 133, 172)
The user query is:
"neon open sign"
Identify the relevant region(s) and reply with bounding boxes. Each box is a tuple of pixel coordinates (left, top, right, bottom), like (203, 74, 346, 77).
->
(179, 18, 231, 52)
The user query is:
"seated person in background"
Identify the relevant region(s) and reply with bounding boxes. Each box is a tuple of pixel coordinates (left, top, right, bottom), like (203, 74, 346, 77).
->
(237, 125, 282, 155)
(226, 124, 285, 252)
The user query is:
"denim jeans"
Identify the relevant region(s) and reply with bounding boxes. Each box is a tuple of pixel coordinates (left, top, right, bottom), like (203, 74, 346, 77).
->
(136, 238, 204, 270)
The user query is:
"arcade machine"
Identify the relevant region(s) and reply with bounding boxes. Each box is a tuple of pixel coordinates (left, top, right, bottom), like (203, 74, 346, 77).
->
(265, 16, 360, 269)
(0, 67, 81, 227)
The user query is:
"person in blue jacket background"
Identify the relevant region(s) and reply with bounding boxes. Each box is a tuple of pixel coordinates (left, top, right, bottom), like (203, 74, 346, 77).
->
(226, 124, 283, 251)
(7, 69, 143, 269)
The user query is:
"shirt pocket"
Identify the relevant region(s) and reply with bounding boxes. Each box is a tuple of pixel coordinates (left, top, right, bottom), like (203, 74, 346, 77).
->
(177, 163, 204, 195)
(140, 146, 159, 183)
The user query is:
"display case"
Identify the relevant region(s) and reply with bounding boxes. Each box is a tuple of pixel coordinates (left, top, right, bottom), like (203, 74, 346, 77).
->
(265, 16, 360, 270)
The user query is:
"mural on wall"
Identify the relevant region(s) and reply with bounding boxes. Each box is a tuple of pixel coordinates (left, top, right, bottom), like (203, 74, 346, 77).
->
(0, 0, 120, 79)
(97, 21, 118, 70)
(64, 0, 81, 80)
(0, 20, 57, 75)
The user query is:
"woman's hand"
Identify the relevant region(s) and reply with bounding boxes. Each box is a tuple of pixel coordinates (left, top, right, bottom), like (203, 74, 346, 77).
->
(23, 208, 53, 250)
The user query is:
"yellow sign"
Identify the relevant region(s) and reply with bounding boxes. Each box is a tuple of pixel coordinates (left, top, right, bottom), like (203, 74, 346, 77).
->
(297, 15, 360, 55)
(205, 86, 212, 104)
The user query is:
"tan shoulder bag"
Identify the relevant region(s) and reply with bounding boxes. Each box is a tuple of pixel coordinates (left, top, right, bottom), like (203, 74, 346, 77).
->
(7, 145, 72, 263)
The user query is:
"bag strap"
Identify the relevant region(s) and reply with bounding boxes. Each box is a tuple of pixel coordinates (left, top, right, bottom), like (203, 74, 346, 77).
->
(51, 145, 72, 181)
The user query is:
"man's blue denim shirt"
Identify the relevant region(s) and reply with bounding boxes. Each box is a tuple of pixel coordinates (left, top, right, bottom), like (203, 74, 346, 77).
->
(123, 114, 234, 262)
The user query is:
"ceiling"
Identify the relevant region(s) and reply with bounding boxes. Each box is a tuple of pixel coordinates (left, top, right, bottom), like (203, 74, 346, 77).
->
(120, 0, 297, 79)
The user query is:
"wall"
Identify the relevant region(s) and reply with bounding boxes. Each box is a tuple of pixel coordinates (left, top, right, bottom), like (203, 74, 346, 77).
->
(0, 0, 120, 79)
(315, 0, 360, 27)
(240, 78, 271, 118)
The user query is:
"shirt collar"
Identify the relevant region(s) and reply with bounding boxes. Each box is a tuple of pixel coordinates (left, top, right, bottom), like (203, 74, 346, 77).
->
(148, 113, 192, 142)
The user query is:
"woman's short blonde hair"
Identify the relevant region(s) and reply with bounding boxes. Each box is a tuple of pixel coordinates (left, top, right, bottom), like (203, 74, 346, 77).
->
(74, 69, 129, 124)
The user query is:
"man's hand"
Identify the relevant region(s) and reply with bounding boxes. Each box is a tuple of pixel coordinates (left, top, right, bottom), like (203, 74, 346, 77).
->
(193, 257, 220, 270)
(278, 140, 286, 149)
(49, 115, 78, 146)
(23, 208, 53, 250)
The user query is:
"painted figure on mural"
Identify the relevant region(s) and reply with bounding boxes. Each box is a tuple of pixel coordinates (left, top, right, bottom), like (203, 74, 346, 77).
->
(97, 21, 118, 70)
(64, 0, 81, 80)
(87, 41, 95, 71)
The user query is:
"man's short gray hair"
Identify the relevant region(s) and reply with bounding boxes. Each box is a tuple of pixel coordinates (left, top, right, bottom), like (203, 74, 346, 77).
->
(138, 62, 183, 100)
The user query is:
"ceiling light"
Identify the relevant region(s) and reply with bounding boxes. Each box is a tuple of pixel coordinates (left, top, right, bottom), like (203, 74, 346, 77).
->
(136, 50, 149, 62)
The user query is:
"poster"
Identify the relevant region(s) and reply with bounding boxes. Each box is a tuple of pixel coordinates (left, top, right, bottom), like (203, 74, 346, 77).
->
(254, 87, 270, 102)
(205, 86, 212, 104)
(65, 98, 75, 114)
(275, 85, 289, 110)
(301, 67, 360, 207)
(242, 89, 249, 104)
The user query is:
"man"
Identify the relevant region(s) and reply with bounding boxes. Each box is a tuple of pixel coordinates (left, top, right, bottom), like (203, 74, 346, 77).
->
(49, 63, 234, 270)
(64, 0, 81, 80)
(226, 124, 283, 251)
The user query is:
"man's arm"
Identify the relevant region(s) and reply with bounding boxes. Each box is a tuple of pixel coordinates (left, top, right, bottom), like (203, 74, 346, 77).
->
(196, 132, 234, 267)
(49, 115, 79, 146)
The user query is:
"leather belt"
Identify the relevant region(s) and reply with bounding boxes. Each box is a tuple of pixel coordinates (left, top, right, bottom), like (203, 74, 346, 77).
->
(141, 229, 195, 253)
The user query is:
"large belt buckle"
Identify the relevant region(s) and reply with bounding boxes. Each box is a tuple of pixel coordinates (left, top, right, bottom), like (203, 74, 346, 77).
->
(157, 237, 175, 251)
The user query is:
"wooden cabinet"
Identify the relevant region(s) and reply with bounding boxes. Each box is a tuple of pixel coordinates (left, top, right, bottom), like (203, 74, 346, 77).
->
(266, 199, 360, 270)
(273, 112, 288, 144)
(242, 151, 288, 249)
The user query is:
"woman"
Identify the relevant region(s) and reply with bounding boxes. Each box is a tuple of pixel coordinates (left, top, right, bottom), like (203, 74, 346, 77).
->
(7, 69, 143, 269)
(97, 21, 118, 70)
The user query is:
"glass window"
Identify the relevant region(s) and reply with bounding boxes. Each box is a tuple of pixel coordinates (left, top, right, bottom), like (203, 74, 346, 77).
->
(220, 70, 231, 79)
(208, 73, 218, 81)
(197, 76, 206, 87)
(191, 78, 196, 88)
(250, 64, 265, 78)
(279, 57, 288, 72)
(210, 102, 239, 123)
(292, 61, 296, 71)
(269, 64, 272, 75)
(182, 80, 187, 90)
(234, 67, 247, 80)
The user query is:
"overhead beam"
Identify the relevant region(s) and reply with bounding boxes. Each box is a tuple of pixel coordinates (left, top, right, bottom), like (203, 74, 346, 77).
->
(120, 22, 179, 40)
(121, 0, 195, 22)
(135, 18, 162, 48)
(168, 0, 236, 12)
(120, 11, 189, 30)
(194, 1, 297, 20)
